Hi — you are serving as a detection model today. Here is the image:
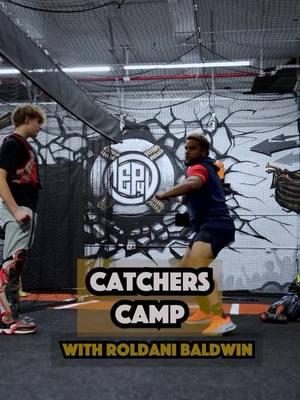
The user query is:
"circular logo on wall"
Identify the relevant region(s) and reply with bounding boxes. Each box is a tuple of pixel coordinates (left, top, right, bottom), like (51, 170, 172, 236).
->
(108, 152, 159, 205)
(90, 138, 176, 215)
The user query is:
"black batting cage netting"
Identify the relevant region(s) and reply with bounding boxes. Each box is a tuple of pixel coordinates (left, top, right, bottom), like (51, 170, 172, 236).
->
(0, 0, 299, 293)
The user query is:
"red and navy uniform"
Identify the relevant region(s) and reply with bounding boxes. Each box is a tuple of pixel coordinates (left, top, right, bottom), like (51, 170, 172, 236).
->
(185, 157, 235, 256)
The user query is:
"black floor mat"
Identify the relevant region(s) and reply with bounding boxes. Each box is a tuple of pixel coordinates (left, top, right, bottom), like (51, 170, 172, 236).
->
(0, 310, 299, 399)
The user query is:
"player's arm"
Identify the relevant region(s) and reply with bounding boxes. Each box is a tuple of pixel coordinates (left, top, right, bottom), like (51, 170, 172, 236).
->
(155, 164, 208, 201)
(155, 176, 203, 200)
(0, 168, 31, 224)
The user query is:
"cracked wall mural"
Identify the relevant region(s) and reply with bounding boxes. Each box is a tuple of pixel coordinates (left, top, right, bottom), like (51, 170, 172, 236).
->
(0, 94, 299, 292)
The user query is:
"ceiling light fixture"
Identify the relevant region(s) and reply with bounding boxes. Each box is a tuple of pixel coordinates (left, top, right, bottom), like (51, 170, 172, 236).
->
(124, 60, 252, 70)
(0, 61, 251, 75)
(0, 68, 20, 75)
(62, 66, 111, 73)
(0, 66, 112, 75)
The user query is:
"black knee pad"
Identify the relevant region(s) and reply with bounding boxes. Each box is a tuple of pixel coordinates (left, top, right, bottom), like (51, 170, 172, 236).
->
(0, 249, 27, 318)
(3, 249, 27, 284)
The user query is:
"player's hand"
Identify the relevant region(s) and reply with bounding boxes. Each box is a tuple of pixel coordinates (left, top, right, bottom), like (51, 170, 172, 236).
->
(13, 207, 32, 225)
(155, 192, 167, 201)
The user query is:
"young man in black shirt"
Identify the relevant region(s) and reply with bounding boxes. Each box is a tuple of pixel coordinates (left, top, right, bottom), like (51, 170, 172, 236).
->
(0, 104, 46, 334)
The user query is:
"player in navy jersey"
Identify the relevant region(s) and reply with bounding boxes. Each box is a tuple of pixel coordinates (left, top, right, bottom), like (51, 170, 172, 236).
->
(155, 133, 236, 335)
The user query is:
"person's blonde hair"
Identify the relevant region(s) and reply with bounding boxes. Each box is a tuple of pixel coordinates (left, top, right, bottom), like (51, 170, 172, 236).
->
(186, 133, 210, 156)
(12, 104, 46, 127)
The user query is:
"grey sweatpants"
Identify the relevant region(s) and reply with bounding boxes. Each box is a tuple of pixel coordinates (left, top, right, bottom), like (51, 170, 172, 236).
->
(0, 202, 37, 262)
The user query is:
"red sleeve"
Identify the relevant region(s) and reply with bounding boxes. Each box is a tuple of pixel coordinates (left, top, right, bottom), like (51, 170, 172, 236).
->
(187, 164, 208, 183)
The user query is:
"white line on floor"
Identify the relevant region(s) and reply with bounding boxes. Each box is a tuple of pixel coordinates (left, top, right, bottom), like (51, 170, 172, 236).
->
(54, 300, 99, 309)
(230, 303, 240, 315)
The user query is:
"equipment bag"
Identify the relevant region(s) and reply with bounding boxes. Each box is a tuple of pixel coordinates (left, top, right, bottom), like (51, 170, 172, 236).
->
(259, 293, 300, 323)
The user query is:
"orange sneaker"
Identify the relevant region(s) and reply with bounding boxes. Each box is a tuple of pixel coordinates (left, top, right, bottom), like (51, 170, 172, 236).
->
(185, 309, 213, 324)
(202, 315, 236, 336)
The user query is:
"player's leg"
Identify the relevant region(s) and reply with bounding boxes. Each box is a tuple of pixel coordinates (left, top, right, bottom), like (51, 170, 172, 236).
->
(181, 240, 216, 322)
(182, 234, 236, 334)
(0, 206, 37, 334)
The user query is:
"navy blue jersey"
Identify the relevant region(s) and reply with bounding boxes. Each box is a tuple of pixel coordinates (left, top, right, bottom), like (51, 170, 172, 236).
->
(185, 157, 234, 231)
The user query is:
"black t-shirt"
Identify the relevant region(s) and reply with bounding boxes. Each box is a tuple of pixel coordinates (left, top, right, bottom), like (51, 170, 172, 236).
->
(0, 133, 41, 211)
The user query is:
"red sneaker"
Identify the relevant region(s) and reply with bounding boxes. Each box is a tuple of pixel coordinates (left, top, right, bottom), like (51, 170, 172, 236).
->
(0, 315, 37, 335)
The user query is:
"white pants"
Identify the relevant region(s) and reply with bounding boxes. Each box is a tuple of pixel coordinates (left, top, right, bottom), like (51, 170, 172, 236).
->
(0, 202, 37, 262)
